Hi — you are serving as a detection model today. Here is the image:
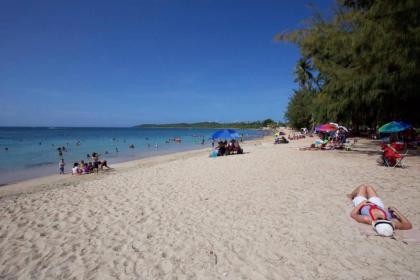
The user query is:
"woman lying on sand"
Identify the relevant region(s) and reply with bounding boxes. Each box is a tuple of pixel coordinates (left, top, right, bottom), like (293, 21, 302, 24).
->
(349, 184, 412, 237)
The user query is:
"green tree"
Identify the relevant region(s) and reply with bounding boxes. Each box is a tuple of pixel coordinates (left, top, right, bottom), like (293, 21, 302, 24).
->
(262, 118, 276, 127)
(294, 58, 314, 89)
(278, 0, 420, 129)
(284, 88, 314, 128)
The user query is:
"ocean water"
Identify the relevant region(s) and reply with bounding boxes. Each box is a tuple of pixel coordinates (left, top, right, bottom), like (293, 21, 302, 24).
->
(0, 127, 266, 185)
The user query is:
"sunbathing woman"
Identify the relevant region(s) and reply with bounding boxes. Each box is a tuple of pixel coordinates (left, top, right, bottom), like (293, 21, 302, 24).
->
(349, 184, 412, 236)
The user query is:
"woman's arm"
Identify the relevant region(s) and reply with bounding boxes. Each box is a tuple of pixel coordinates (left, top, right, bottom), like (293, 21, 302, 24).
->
(389, 206, 412, 230)
(350, 201, 371, 224)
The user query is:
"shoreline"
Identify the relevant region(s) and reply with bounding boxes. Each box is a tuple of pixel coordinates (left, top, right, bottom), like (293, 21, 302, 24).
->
(0, 136, 272, 199)
(0, 143, 212, 187)
(0, 128, 269, 186)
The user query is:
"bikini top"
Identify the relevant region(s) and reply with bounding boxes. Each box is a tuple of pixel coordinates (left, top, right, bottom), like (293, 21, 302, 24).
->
(360, 204, 392, 220)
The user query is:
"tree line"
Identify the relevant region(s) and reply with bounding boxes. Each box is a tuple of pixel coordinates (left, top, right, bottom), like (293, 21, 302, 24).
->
(135, 119, 282, 129)
(277, 0, 420, 131)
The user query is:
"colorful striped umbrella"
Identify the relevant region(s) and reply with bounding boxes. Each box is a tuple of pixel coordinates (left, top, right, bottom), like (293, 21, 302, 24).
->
(315, 123, 338, 133)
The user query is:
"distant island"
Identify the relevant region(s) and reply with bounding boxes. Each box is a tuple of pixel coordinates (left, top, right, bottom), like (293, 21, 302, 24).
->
(135, 120, 282, 129)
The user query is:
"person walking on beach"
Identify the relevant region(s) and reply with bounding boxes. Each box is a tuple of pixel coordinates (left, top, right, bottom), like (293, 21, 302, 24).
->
(349, 184, 412, 237)
(59, 159, 65, 174)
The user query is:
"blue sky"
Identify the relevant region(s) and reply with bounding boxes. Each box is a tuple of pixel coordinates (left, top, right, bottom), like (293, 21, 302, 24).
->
(0, 0, 333, 127)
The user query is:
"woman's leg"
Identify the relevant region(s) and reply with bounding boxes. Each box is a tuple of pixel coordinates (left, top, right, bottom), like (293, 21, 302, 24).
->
(348, 184, 367, 200)
(365, 185, 386, 208)
(365, 185, 379, 199)
(349, 184, 370, 207)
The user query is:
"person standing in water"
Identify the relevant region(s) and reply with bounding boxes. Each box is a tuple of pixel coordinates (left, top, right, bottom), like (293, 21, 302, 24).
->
(59, 159, 65, 174)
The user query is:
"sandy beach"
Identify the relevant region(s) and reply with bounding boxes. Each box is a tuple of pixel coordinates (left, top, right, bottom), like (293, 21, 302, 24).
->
(1, 136, 419, 279)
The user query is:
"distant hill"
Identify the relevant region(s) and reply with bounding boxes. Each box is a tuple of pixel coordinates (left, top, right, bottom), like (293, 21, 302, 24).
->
(134, 120, 281, 129)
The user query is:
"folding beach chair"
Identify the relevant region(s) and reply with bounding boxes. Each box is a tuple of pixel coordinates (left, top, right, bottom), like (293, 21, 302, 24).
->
(381, 144, 407, 168)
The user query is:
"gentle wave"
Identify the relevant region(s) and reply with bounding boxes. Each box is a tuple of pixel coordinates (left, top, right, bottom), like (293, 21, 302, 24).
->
(25, 162, 56, 168)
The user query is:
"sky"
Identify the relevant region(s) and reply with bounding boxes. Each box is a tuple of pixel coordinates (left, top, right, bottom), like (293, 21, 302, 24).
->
(0, 0, 333, 127)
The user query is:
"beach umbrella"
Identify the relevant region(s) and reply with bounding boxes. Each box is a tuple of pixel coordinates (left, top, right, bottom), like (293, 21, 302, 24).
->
(211, 129, 240, 140)
(338, 125, 348, 132)
(378, 121, 412, 133)
(315, 123, 338, 133)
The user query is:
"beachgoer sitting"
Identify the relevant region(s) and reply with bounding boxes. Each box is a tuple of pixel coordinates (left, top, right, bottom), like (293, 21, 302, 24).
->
(83, 163, 90, 174)
(217, 141, 226, 156)
(348, 184, 412, 237)
(226, 140, 234, 155)
(275, 136, 289, 144)
(233, 140, 243, 154)
(72, 163, 82, 175)
(316, 138, 329, 148)
(300, 138, 329, 151)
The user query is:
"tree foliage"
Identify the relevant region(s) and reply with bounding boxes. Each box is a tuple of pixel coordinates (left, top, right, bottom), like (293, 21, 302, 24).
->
(262, 118, 277, 127)
(279, 0, 420, 130)
(135, 121, 279, 129)
(285, 88, 314, 129)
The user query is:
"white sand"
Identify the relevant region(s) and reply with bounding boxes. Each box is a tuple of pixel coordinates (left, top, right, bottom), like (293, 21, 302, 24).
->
(1, 136, 420, 279)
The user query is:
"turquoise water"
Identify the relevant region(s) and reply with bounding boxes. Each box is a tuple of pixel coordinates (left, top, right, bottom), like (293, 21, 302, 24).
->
(0, 127, 266, 185)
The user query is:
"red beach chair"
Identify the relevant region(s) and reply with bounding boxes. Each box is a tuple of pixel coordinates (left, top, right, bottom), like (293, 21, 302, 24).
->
(381, 144, 406, 168)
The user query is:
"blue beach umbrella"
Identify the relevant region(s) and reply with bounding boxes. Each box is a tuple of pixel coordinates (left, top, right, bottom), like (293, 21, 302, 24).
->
(378, 121, 412, 133)
(211, 129, 240, 140)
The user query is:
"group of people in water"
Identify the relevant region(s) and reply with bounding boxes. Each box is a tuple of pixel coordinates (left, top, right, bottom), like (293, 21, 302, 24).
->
(59, 152, 111, 175)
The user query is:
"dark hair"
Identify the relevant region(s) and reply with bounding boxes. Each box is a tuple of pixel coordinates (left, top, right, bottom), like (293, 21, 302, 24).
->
(73, 162, 79, 167)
